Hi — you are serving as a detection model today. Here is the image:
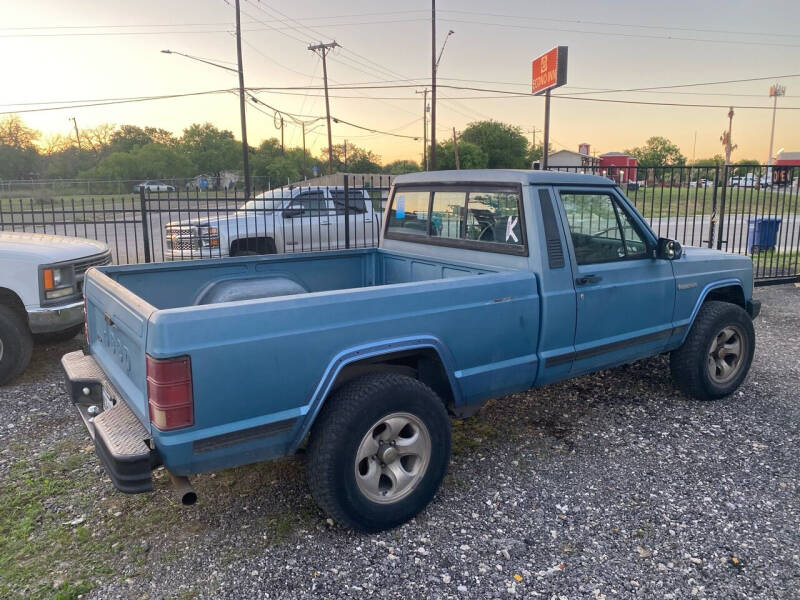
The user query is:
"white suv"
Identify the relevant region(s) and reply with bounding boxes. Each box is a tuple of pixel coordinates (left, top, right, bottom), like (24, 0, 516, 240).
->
(164, 186, 379, 259)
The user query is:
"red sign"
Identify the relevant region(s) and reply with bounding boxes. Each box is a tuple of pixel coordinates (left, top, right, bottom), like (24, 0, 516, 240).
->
(532, 46, 568, 95)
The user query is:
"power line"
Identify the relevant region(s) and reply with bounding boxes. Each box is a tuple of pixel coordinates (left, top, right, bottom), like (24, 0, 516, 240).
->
(438, 17, 800, 48)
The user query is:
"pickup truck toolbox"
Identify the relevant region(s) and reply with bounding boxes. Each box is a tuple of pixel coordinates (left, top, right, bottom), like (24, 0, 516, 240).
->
(64, 169, 759, 531)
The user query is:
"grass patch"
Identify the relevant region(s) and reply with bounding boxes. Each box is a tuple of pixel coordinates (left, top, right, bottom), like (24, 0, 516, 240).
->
(450, 416, 501, 456)
(625, 186, 799, 219)
(0, 439, 313, 599)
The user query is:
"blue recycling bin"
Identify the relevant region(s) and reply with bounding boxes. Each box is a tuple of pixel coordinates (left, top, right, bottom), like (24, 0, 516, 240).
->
(747, 217, 782, 254)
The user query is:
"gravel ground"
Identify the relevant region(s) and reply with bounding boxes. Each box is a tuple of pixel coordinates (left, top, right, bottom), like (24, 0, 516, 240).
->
(1, 284, 798, 599)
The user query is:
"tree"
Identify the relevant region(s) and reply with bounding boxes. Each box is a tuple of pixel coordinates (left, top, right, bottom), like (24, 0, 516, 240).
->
(626, 136, 686, 166)
(383, 159, 421, 175)
(180, 123, 242, 174)
(0, 144, 39, 179)
(526, 142, 553, 167)
(82, 123, 116, 154)
(80, 143, 193, 180)
(733, 158, 760, 177)
(458, 120, 528, 169)
(0, 114, 39, 149)
(320, 143, 382, 174)
(435, 139, 488, 170)
(693, 155, 724, 167)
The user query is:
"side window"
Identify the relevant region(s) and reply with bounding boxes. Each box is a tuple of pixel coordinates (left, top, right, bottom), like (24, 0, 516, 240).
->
(290, 192, 330, 214)
(465, 190, 523, 245)
(430, 191, 466, 239)
(561, 192, 647, 265)
(330, 190, 368, 214)
(386, 190, 430, 236)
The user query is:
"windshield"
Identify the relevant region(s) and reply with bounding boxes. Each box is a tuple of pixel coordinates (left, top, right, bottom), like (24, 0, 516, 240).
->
(240, 198, 288, 211)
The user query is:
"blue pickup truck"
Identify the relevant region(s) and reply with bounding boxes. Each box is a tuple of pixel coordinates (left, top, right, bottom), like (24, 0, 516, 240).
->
(62, 170, 759, 531)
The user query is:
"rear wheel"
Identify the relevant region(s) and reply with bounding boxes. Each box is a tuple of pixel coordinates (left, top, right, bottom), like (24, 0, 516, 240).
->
(306, 373, 451, 532)
(670, 301, 755, 400)
(0, 306, 33, 386)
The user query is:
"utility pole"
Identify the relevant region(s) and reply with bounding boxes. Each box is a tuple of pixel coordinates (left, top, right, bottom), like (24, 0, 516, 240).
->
(234, 0, 251, 200)
(430, 0, 437, 170)
(416, 89, 429, 170)
(301, 122, 307, 178)
(343, 140, 348, 170)
(452, 127, 460, 169)
(767, 84, 785, 165)
(308, 41, 339, 174)
(280, 116, 285, 154)
(69, 117, 81, 150)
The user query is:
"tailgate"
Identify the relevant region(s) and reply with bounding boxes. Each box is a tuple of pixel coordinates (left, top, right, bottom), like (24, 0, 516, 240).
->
(84, 268, 156, 432)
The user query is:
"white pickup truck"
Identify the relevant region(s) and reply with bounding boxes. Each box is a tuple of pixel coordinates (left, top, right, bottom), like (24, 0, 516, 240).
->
(0, 231, 110, 385)
(164, 186, 379, 258)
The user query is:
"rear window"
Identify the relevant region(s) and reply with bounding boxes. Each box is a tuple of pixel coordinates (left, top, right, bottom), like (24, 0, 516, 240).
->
(385, 185, 526, 254)
(330, 190, 368, 214)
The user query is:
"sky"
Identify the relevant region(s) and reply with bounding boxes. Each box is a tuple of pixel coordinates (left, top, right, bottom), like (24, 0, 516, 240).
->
(1, 0, 799, 166)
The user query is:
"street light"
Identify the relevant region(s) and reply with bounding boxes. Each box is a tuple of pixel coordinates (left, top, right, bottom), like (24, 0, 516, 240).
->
(162, 47, 250, 199)
(429, 19, 454, 171)
(160, 49, 239, 73)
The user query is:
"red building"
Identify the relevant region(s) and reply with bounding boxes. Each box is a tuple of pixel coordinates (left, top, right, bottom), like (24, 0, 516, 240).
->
(599, 152, 638, 183)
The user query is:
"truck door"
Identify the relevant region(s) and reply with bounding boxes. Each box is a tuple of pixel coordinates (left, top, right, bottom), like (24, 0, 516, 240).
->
(330, 189, 375, 248)
(282, 191, 334, 252)
(555, 187, 676, 375)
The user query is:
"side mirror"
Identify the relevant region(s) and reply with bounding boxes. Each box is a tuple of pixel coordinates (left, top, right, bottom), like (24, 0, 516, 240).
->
(656, 237, 682, 260)
(282, 208, 304, 219)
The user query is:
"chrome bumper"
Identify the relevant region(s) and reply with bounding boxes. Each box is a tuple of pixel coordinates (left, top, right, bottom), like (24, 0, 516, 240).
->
(27, 300, 84, 334)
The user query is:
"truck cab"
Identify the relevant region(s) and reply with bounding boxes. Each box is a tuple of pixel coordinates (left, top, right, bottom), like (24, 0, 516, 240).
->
(163, 186, 378, 259)
(63, 170, 758, 532)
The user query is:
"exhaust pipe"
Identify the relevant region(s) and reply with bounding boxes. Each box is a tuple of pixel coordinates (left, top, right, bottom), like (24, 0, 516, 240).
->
(167, 472, 197, 506)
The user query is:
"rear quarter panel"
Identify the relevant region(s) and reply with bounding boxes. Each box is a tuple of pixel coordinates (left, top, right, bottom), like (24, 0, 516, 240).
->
(147, 271, 540, 475)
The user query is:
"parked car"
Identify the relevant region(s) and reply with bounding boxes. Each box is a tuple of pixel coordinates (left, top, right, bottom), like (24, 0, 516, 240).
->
(133, 180, 176, 193)
(729, 174, 756, 188)
(62, 170, 759, 531)
(163, 186, 378, 259)
(0, 232, 110, 385)
(690, 178, 714, 188)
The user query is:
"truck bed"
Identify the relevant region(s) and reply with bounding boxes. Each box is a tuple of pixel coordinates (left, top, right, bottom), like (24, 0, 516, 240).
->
(83, 248, 540, 475)
(104, 248, 497, 309)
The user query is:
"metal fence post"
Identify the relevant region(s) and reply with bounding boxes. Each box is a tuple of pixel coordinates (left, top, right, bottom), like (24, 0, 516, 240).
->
(708, 165, 719, 248)
(343, 174, 350, 249)
(139, 187, 152, 263)
(717, 165, 728, 250)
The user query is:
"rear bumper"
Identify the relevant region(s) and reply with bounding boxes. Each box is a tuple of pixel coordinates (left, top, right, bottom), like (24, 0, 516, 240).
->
(61, 350, 158, 493)
(28, 300, 84, 334)
(746, 299, 761, 319)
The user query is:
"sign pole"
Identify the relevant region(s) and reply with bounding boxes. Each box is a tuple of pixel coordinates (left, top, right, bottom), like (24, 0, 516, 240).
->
(531, 46, 567, 171)
(542, 89, 551, 170)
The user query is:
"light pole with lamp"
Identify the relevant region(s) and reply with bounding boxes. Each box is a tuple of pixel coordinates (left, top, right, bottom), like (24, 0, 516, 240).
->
(430, 9, 454, 171)
(161, 17, 251, 199)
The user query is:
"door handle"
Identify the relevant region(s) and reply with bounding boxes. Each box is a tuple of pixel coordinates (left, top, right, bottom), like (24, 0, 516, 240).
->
(576, 275, 602, 285)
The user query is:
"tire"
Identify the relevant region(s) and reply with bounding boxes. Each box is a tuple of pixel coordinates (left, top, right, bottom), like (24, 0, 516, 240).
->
(0, 305, 34, 386)
(306, 373, 451, 532)
(33, 324, 84, 345)
(670, 301, 755, 401)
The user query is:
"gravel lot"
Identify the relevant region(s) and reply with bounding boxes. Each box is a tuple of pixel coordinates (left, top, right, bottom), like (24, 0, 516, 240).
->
(1, 284, 798, 599)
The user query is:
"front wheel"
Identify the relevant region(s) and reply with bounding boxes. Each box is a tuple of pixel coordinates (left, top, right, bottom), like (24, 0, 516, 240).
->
(670, 301, 755, 400)
(0, 306, 33, 386)
(306, 373, 451, 532)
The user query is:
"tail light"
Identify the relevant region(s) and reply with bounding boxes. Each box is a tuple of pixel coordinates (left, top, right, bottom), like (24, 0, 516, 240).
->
(146, 355, 193, 430)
